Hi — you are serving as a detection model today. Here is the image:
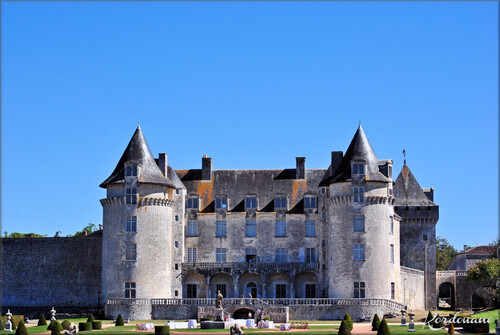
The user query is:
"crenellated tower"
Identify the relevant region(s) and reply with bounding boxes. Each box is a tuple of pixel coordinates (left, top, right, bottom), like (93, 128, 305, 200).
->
(320, 125, 400, 301)
(100, 126, 180, 306)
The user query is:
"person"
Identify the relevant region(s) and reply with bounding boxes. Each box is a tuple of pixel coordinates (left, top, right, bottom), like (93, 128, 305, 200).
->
(360, 314, 366, 322)
(248, 311, 252, 319)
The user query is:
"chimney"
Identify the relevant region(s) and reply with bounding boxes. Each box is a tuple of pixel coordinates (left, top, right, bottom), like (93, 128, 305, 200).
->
(202, 155, 212, 180)
(331, 151, 343, 175)
(158, 153, 168, 177)
(464, 245, 467, 252)
(296, 157, 305, 179)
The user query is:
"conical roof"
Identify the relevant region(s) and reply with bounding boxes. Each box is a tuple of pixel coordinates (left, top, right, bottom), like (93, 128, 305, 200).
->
(100, 126, 175, 188)
(167, 165, 186, 190)
(393, 165, 436, 206)
(321, 125, 390, 184)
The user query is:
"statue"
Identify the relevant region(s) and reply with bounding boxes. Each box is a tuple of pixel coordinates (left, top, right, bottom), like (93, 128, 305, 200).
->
(230, 323, 244, 335)
(215, 290, 223, 309)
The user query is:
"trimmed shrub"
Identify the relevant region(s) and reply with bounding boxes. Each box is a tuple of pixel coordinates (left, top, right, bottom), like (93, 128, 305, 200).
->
(376, 319, 391, 335)
(338, 320, 352, 335)
(15, 321, 28, 335)
(38, 313, 47, 326)
(433, 313, 444, 329)
(448, 322, 455, 334)
(343, 313, 353, 331)
(372, 314, 380, 327)
(115, 313, 124, 326)
(61, 320, 71, 330)
(372, 320, 381, 331)
(200, 317, 213, 322)
(0, 316, 24, 330)
(0, 317, 4, 331)
(92, 321, 102, 329)
(47, 320, 53, 331)
(155, 325, 170, 335)
(79, 322, 92, 331)
(424, 311, 434, 327)
(87, 314, 95, 323)
(50, 320, 63, 335)
(263, 317, 270, 321)
(463, 321, 490, 334)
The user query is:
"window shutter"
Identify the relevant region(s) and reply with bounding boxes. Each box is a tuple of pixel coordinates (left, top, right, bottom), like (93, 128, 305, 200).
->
(299, 247, 305, 262)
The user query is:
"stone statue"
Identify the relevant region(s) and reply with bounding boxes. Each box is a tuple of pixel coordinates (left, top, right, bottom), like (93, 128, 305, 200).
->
(230, 323, 244, 335)
(215, 290, 223, 309)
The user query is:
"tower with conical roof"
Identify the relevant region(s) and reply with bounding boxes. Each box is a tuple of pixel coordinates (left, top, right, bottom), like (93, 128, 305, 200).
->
(394, 164, 439, 310)
(100, 126, 184, 315)
(320, 125, 400, 302)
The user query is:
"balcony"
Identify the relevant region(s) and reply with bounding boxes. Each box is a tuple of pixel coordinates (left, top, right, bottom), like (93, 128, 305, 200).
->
(181, 262, 320, 273)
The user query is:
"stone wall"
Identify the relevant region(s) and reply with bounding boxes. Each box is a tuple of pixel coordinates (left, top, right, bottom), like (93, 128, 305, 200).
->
(400, 266, 425, 310)
(2, 237, 102, 313)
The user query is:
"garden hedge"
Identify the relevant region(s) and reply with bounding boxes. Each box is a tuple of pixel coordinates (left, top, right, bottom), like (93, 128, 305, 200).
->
(79, 322, 92, 331)
(87, 314, 95, 323)
(50, 320, 62, 335)
(463, 321, 490, 333)
(155, 325, 170, 335)
(92, 321, 102, 329)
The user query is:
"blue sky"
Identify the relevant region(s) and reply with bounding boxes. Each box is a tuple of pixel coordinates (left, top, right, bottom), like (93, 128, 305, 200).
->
(2, 2, 498, 249)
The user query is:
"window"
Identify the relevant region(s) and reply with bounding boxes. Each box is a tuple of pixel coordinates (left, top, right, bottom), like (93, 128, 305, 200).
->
(126, 216, 137, 232)
(245, 196, 257, 210)
(352, 163, 365, 176)
(353, 244, 365, 260)
(390, 244, 394, 263)
(276, 248, 287, 262)
(246, 248, 257, 262)
(391, 282, 395, 300)
(353, 187, 364, 203)
(275, 220, 286, 237)
(216, 284, 227, 298)
(275, 196, 287, 210)
(354, 282, 365, 298)
(125, 282, 136, 298)
(175, 290, 178, 296)
(305, 220, 316, 237)
(216, 221, 226, 237)
(126, 188, 137, 205)
(276, 284, 286, 298)
(215, 197, 228, 209)
(216, 248, 226, 263)
(353, 215, 364, 232)
(305, 247, 316, 263)
(423, 234, 428, 242)
(175, 263, 178, 270)
(187, 221, 197, 237)
(126, 244, 137, 261)
(187, 197, 199, 209)
(304, 196, 317, 209)
(187, 284, 197, 298)
(175, 215, 179, 221)
(246, 221, 256, 237)
(125, 165, 138, 177)
(174, 241, 178, 248)
(389, 216, 394, 234)
(305, 284, 316, 298)
(187, 248, 197, 263)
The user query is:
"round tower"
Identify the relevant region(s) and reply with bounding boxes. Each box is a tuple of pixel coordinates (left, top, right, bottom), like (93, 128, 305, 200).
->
(324, 125, 400, 302)
(100, 126, 177, 311)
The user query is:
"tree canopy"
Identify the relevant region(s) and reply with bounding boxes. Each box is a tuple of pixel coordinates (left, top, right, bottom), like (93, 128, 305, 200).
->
(436, 236, 458, 270)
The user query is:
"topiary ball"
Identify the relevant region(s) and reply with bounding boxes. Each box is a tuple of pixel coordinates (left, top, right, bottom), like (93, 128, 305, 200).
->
(115, 313, 125, 326)
(376, 319, 391, 335)
(38, 314, 47, 326)
(338, 319, 352, 335)
(50, 320, 62, 335)
(15, 321, 28, 335)
(61, 320, 71, 330)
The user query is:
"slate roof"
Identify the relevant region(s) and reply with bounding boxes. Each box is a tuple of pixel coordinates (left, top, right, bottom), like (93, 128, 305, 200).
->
(175, 168, 326, 213)
(457, 245, 496, 255)
(100, 126, 176, 188)
(393, 165, 436, 206)
(320, 125, 391, 185)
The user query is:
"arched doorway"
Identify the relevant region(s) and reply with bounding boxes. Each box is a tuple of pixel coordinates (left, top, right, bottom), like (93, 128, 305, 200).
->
(233, 308, 255, 319)
(246, 282, 257, 299)
(438, 282, 455, 310)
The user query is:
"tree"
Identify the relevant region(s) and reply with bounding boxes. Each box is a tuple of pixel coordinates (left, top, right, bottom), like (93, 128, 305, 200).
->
(70, 223, 98, 237)
(15, 321, 28, 335)
(115, 314, 124, 326)
(3, 232, 47, 238)
(38, 314, 47, 326)
(436, 237, 458, 270)
(376, 319, 391, 335)
(338, 320, 352, 335)
(466, 258, 500, 305)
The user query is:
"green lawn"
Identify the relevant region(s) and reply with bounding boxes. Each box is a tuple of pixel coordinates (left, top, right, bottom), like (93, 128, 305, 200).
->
(470, 309, 499, 333)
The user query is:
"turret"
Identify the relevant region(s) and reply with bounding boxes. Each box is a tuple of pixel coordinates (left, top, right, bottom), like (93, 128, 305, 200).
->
(100, 126, 178, 311)
(322, 125, 400, 302)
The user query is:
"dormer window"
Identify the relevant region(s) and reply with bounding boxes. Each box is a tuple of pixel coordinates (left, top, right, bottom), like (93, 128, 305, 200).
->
(215, 196, 228, 210)
(187, 195, 200, 210)
(125, 165, 138, 177)
(275, 195, 287, 210)
(245, 195, 258, 210)
(304, 195, 317, 209)
(352, 163, 365, 176)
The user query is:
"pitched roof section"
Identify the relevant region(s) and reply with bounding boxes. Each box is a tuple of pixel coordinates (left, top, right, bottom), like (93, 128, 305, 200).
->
(457, 245, 496, 255)
(167, 165, 186, 189)
(100, 126, 175, 188)
(393, 165, 436, 206)
(321, 125, 390, 184)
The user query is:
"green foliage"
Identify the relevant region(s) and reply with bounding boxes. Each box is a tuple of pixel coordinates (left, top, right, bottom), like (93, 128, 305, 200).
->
(78, 322, 92, 331)
(155, 325, 170, 335)
(376, 319, 391, 335)
(467, 258, 500, 304)
(372, 320, 381, 331)
(87, 314, 95, 322)
(448, 322, 455, 334)
(61, 320, 71, 330)
(3, 232, 47, 238)
(424, 311, 434, 327)
(70, 223, 98, 237)
(0, 317, 4, 331)
(343, 313, 353, 331)
(115, 314, 124, 326)
(92, 321, 102, 329)
(15, 321, 28, 335)
(38, 313, 47, 326)
(338, 320, 352, 335)
(263, 317, 270, 321)
(50, 320, 63, 335)
(433, 314, 444, 329)
(372, 314, 380, 327)
(436, 237, 458, 270)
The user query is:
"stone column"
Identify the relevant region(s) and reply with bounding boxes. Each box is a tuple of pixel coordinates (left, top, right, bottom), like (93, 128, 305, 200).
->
(261, 283, 266, 298)
(290, 283, 295, 298)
